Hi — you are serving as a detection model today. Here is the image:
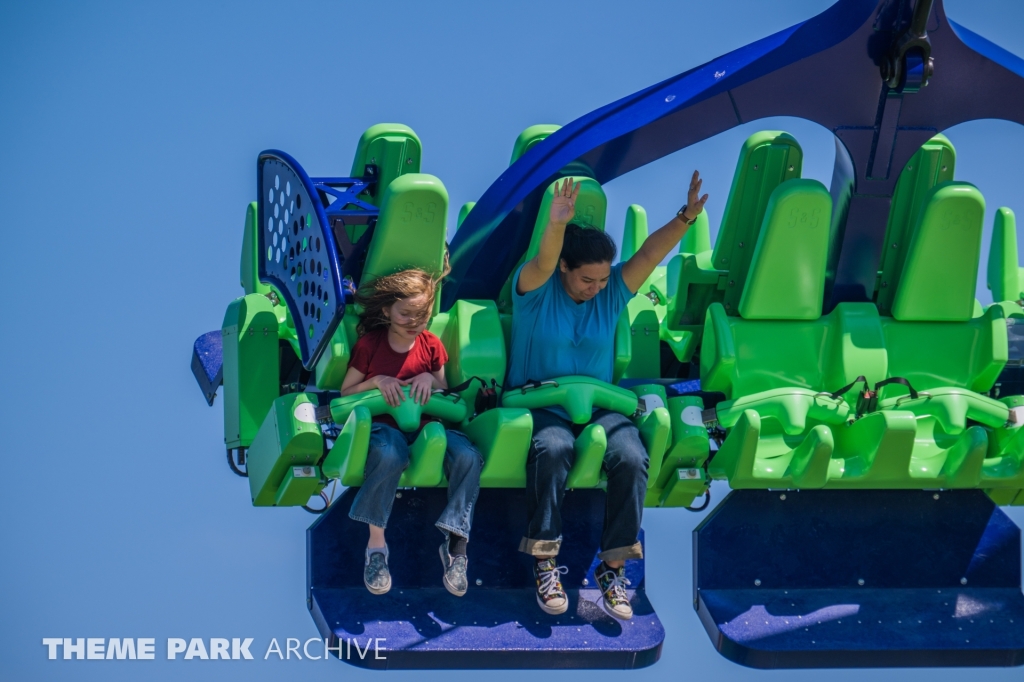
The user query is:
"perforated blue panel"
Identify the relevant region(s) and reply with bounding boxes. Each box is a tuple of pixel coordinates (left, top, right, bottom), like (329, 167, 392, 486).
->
(257, 151, 345, 369)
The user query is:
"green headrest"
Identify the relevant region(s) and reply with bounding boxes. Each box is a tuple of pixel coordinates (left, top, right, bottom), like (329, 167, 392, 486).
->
(892, 181, 985, 322)
(526, 177, 608, 259)
(501, 376, 639, 424)
(329, 386, 468, 432)
(738, 179, 832, 320)
(510, 125, 560, 165)
(361, 173, 449, 287)
(350, 124, 422, 207)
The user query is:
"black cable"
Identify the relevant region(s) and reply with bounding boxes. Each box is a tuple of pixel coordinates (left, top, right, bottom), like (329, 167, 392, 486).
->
(302, 490, 330, 515)
(685, 490, 711, 512)
(227, 448, 248, 477)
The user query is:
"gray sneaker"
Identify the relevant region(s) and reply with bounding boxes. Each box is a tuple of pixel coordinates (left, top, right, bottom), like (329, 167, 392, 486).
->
(364, 546, 391, 595)
(439, 543, 469, 596)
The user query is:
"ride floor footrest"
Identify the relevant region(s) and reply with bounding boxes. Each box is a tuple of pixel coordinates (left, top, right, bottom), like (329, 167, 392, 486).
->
(693, 489, 1024, 668)
(307, 489, 664, 669)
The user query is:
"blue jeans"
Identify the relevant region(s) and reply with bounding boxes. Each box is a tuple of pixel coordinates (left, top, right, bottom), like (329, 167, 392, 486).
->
(348, 422, 483, 539)
(520, 409, 648, 562)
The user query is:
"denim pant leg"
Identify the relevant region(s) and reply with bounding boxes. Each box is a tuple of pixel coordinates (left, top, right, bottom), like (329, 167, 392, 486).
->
(520, 409, 576, 557)
(592, 409, 649, 562)
(348, 423, 411, 529)
(436, 430, 484, 540)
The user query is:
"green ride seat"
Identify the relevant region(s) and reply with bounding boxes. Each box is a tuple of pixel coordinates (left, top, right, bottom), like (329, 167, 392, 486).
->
(987, 207, 1024, 306)
(702, 178, 879, 489)
(866, 182, 1015, 489)
(660, 131, 803, 365)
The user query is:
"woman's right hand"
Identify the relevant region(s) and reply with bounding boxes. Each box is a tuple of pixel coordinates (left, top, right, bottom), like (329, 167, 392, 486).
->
(549, 177, 580, 226)
(374, 375, 405, 407)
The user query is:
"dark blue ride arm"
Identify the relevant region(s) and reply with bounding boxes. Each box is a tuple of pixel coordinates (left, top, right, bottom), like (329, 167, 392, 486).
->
(444, 0, 1024, 311)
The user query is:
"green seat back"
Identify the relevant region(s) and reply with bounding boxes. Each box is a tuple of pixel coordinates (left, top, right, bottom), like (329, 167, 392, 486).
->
(876, 135, 956, 309)
(441, 299, 507, 408)
(738, 179, 831, 320)
(360, 174, 449, 287)
(711, 131, 803, 314)
(891, 182, 985, 322)
(987, 207, 1022, 303)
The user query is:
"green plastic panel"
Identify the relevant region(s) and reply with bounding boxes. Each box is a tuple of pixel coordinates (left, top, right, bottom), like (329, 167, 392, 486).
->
(361, 173, 449, 287)
(701, 302, 886, 400)
(240, 202, 270, 296)
(462, 408, 533, 488)
(501, 376, 639, 424)
(222, 294, 280, 449)
(456, 201, 475, 230)
(247, 393, 323, 506)
(876, 134, 956, 306)
(711, 131, 803, 313)
(567, 424, 606, 489)
(274, 465, 322, 507)
(881, 304, 1008, 395)
(621, 204, 648, 261)
(350, 123, 422, 206)
(988, 207, 1021, 303)
(679, 211, 711, 255)
(440, 299, 506, 410)
(620, 296, 661, 379)
(891, 182, 986, 322)
(329, 386, 468, 433)
(738, 179, 831, 320)
(313, 319, 352, 390)
(509, 124, 560, 165)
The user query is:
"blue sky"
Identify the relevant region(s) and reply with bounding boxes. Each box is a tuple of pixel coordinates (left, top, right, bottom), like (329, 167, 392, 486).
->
(2, 1, 1024, 680)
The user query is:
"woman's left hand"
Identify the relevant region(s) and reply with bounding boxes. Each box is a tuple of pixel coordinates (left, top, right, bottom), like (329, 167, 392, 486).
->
(682, 170, 709, 221)
(405, 372, 436, 405)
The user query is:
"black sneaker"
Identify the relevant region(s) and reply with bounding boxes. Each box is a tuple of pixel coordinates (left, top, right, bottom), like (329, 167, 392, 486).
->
(595, 562, 633, 620)
(439, 543, 469, 597)
(534, 558, 569, 615)
(364, 546, 391, 595)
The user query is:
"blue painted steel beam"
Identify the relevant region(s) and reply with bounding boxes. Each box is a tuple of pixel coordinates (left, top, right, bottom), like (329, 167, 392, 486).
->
(443, 0, 1024, 311)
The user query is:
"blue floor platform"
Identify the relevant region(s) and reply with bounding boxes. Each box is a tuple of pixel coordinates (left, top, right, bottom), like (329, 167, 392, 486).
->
(694, 489, 1024, 668)
(307, 488, 664, 669)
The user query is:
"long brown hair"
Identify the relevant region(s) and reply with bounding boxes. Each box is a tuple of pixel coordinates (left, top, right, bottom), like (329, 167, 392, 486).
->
(355, 259, 449, 337)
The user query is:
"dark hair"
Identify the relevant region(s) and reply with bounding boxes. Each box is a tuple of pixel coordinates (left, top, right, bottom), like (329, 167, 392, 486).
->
(559, 223, 616, 270)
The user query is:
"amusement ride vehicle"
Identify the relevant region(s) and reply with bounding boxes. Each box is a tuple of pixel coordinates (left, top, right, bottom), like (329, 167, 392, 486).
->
(191, 0, 1024, 669)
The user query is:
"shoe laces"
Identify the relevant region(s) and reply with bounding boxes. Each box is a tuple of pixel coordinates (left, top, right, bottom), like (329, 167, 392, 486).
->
(597, 567, 631, 603)
(536, 561, 568, 598)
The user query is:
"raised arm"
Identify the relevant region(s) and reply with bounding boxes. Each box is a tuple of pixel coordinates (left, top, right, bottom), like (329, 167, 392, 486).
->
(515, 178, 581, 295)
(622, 170, 709, 293)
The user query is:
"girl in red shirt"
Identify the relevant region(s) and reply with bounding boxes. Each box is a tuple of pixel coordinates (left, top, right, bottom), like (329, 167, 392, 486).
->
(340, 268, 482, 598)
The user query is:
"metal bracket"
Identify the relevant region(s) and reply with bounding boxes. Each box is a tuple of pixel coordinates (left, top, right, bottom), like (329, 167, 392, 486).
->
(880, 0, 936, 92)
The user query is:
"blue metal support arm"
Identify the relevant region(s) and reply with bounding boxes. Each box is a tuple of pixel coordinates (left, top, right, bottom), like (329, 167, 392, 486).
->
(443, 0, 1024, 311)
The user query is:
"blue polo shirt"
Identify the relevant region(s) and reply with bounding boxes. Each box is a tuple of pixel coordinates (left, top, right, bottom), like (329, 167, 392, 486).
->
(507, 263, 633, 389)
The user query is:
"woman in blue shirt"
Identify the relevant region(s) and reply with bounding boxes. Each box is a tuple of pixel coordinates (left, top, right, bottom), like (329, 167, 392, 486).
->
(512, 173, 708, 620)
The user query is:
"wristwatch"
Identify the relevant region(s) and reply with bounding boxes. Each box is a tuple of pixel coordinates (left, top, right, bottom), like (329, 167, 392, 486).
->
(676, 205, 697, 225)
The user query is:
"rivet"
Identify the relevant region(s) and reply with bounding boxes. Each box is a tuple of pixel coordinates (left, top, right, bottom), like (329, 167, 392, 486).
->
(729, 280, 735, 287)
(908, 165, 913, 171)
(942, 165, 948, 171)
(892, 243, 898, 248)
(858, 578, 865, 586)
(476, 578, 483, 586)
(933, 493, 940, 500)
(396, 492, 402, 498)
(582, 578, 589, 586)
(753, 165, 759, 170)
(407, 158, 413, 165)
(961, 577, 968, 585)
(780, 493, 787, 500)
(738, 242, 744, 248)
(881, 281, 888, 288)
(788, 165, 794, 171)
(754, 579, 761, 586)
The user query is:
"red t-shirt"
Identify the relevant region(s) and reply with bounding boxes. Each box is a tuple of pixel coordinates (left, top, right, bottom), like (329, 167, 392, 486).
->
(348, 328, 448, 430)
